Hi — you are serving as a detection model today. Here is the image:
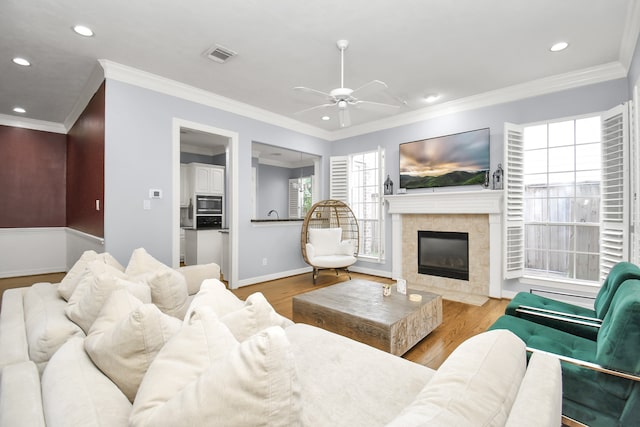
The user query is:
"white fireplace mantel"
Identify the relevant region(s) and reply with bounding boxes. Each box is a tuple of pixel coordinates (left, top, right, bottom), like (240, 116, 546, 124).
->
(385, 190, 503, 215)
(385, 190, 504, 298)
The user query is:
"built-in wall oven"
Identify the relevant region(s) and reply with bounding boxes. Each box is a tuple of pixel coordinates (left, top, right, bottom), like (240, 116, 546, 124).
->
(196, 195, 222, 215)
(196, 215, 222, 229)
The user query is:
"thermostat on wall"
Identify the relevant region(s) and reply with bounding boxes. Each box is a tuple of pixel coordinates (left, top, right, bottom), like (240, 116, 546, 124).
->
(149, 189, 162, 199)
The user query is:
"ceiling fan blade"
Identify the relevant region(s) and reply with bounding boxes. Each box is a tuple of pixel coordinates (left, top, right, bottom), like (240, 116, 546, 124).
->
(294, 102, 336, 115)
(351, 80, 388, 96)
(352, 100, 402, 111)
(294, 86, 334, 101)
(339, 107, 351, 128)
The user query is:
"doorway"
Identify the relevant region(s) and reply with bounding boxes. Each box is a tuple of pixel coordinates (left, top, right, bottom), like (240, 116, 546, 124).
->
(172, 119, 239, 288)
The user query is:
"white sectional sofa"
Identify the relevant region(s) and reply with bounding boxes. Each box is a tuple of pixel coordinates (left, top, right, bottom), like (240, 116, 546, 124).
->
(0, 249, 563, 427)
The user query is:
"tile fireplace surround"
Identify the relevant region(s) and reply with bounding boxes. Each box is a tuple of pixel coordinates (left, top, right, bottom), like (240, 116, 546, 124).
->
(385, 190, 504, 301)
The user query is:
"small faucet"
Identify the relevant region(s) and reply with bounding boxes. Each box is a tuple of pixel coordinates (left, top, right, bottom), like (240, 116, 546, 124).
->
(267, 209, 280, 220)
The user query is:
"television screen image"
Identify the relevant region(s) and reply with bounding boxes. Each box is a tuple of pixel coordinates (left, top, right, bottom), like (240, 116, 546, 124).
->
(399, 128, 490, 189)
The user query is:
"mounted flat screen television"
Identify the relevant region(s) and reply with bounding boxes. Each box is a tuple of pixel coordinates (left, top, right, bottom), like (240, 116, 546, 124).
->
(399, 127, 490, 189)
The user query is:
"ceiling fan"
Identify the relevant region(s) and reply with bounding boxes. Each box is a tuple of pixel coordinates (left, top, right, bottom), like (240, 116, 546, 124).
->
(294, 40, 406, 128)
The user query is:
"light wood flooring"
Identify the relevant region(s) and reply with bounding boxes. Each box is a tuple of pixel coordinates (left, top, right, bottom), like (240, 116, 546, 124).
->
(0, 270, 509, 370)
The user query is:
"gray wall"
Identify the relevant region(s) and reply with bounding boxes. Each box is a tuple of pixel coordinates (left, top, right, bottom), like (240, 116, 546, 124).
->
(103, 79, 330, 284)
(257, 163, 290, 218)
(332, 78, 629, 284)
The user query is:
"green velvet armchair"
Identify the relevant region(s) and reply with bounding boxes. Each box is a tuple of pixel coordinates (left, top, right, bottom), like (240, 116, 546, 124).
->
(489, 279, 640, 427)
(504, 262, 640, 340)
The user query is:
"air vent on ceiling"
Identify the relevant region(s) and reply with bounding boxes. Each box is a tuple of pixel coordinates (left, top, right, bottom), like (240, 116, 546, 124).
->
(205, 45, 237, 63)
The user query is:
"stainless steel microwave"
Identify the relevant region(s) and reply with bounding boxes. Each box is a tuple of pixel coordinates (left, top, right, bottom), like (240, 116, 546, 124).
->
(196, 195, 222, 215)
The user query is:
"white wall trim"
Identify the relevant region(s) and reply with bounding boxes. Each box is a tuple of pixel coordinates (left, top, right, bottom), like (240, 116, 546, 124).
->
(333, 62, 627, 140)
(63, 63, 106, 132)
(65, 227, 105, 245)
(0, 114, 66, 134)
(0, 228, 67, 278)
(101, 60, 332, 141)
(236, 267, 313, 288)
(350, 265, 393, 278)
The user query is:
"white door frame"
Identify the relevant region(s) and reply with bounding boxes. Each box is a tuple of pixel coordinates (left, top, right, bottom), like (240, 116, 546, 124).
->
(172, 118, 239, 288)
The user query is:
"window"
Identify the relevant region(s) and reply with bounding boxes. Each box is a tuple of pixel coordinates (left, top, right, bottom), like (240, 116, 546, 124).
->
(505, 104, 630, 284)
(522, 117, 601, 281)
(288, 176, 312, 219)
(330, 148, 385, 261)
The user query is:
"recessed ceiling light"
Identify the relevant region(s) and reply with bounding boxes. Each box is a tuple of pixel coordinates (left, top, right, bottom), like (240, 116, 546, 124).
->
(425, 94, 441, 103)
(13, 107, 26, 114)
(12, 57, 31, 66)
(550, 42, 569, 52)
(321, 116, 331, 121)
(73, 25, 94, 37)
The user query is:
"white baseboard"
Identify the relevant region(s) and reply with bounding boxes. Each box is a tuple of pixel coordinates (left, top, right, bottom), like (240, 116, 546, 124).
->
(235, 267, 313, 288)
(350, 265, 393, 278)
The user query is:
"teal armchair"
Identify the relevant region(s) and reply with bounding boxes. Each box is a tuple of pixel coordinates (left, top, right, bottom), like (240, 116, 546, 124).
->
(505, 262, 640, 340)
(489, 279, 640, 427)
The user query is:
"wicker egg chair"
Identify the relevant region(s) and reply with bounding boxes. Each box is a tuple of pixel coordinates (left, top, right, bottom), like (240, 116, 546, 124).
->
(301, 200, 360, 283)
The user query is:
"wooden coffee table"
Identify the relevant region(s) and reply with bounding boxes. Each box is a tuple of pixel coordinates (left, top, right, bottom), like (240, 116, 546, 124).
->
(292, 279, 442, 356)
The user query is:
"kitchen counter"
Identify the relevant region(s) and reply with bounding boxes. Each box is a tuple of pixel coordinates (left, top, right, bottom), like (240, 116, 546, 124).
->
(250, 218, 303, 223)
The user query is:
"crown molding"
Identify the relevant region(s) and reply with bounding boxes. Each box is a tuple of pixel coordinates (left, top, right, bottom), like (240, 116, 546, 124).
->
(63, 63, 105, 132)
(0, 113, 66, 134)
(620, 0, 640, 70)
(330, 61, 627, 140)
(98, 60, 333, 141)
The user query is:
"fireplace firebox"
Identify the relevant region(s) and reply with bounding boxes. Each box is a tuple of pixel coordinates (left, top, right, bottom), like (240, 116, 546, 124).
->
(418, 231, 469, 281)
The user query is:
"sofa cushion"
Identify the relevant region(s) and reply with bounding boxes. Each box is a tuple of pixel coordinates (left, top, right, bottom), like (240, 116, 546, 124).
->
(308, 227, 342, 256)
(126, 247, 190, 319)
(41, 337, 131, 427)
(0, 361, 45, 427)
(385, 329, 526, 427)
(58, 250, 124, 301)
(184, 278, 245, 318)
(186, 281, 292, 338)
(130, 307, 302, 427)
(24, 282, 84, 366)
(66, 261, 151, 333)
(85, 290, 181, 402)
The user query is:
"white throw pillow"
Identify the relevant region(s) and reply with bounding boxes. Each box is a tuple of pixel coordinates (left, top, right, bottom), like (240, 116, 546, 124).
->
(85, 290, 181, 402)
(125, 247, 189, 319)
(58, 251, 124, 301)
(24, 282, 84, 365)
(220, 292, 293, 341)
(143, 268, 189, 319)
(184, 278, 246, 320)
(41, 337, 132, 427)
(130, 307, 302, 427)
(385, 330, 526, 427)
(66, 261, 151, 333)
(308, 228, 342, 256)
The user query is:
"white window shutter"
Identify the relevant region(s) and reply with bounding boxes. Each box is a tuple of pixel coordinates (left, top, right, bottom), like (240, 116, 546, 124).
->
(288, 179, 299, 218)
(504, 123, 525, 279)
(600, 103, 630, 279)
(330, 156, 349, 203)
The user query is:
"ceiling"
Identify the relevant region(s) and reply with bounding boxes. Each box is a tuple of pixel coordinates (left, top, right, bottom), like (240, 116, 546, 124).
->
(1, 0, 638, 134)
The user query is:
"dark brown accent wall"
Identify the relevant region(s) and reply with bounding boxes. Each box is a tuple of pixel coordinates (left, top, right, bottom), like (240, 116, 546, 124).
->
(66, 82, 105, 238)
(0, 125, 67, 227)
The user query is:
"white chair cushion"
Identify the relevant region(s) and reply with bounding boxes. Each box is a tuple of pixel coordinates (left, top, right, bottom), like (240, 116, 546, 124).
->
(42, 337, 132, 427)
(24, 283, 84, 365)
(310, 255, 357, 269)
(130, 307, 302, 427)
(308, 228, 342, 256)
(385, 330, 526, 427)
(66, 261, 151, 334)
(85, 289, 181, 402)
(58, 251, 124, 301)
